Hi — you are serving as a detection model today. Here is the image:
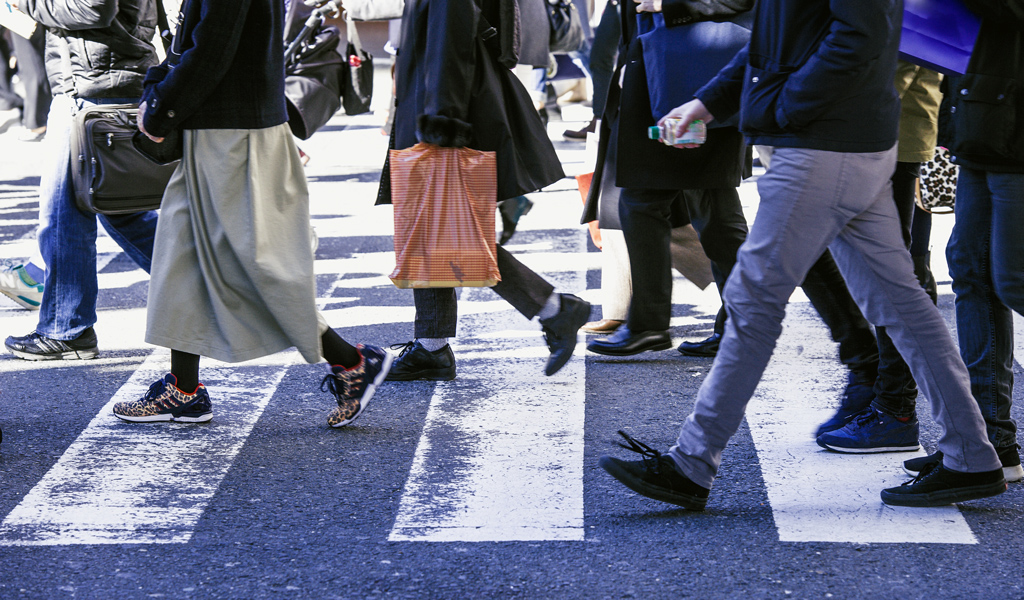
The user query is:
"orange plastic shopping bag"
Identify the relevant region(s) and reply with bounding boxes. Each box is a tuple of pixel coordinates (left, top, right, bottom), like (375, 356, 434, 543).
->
(389, 142, 501, 288)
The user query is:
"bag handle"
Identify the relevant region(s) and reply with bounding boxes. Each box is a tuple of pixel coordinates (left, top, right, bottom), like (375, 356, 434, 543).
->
(344, 11, 364, 52)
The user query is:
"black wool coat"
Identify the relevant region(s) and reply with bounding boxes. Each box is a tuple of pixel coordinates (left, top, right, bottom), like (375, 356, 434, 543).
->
(378, 0, 565, 205)
(582, 0, 751, 228)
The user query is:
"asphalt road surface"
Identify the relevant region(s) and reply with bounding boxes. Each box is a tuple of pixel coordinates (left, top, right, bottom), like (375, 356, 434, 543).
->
(0, 72, 1022, 600)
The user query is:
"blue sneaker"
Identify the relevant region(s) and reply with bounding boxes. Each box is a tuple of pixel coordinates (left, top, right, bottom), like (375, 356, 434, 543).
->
(816, 407, 920, 453)
(814, 370, 876, 438)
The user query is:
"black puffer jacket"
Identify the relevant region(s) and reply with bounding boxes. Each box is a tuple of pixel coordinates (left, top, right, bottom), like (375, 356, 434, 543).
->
(948, 0, 1024, 173)
(19, 0, 158, 99)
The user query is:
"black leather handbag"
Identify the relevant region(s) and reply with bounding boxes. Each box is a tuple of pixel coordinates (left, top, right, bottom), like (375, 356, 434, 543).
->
(70, 104, 179, 215)
(285, 24, 346, 139)
(546, 0, 584, 54)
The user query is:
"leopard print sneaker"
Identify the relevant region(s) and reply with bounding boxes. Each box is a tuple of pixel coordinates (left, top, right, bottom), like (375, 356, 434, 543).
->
(323, 344, 393, 428)
(113, 374, 213, 423)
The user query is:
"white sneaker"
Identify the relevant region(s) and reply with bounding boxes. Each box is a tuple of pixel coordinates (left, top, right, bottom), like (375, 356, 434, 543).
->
(0, 263, 44, 310)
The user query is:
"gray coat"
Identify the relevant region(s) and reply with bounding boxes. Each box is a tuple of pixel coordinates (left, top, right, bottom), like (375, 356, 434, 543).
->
(19, 0, 159, 99)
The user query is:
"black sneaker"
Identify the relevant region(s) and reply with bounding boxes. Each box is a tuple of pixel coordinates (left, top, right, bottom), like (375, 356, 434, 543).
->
(385, 341, 456, 381)
(323, 344, 393, 428)
(905, 445, 1024, 483)
(598, 430, 710, 511)
(539, 293, 591, 376)
(5, 327, 99, 360)
(880, 462, 1005, 507)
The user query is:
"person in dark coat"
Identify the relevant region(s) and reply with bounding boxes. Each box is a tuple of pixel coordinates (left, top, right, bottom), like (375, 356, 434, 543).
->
(599, 0, 1006, 509)
(378, 0, 592, 380)
(916, 0, 1024, 482)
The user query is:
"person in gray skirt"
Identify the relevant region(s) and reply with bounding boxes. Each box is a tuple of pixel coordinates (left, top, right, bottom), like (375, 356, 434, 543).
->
(116, 0, 392, 428)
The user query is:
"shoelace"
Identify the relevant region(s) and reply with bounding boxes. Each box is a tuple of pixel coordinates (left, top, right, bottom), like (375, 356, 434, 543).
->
(615, 430, 665, 474)
(142, 378, 167, 402)
(901, 460, 941, 487)
(320, 369, 364, 400)
(390, 341, 416, 357)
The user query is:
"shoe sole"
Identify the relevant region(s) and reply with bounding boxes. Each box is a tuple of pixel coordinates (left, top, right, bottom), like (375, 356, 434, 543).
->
(906, 464, 1024, 483)
(587, 340, 672, 357)
(331, 351, 394, 428)
(880, 480, 1007, 507)
(8, 347, 98, 361)
(0, 290, 41, 310)
(819, 441, 921, 454)
(113, 411, 213, 423)
(677, 347, 718, 357)
(385, 365, 455, 382)
(598, 456, 707, 511)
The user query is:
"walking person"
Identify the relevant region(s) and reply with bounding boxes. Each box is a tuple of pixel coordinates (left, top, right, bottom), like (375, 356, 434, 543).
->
(600, 0, 1007, 508)
(379, 0, 591, 381)
(3, 0, 159, 357)
(118, 0, 391, 428)
(905, 0, 1024, 482)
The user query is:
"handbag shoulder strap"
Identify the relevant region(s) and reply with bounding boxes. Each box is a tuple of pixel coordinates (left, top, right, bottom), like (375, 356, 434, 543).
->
(155, 0, 173, 52)
(345, 11, 364, 51)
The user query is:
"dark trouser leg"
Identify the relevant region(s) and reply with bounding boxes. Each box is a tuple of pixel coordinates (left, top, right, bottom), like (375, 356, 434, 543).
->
(491, 245, 555, 319)
(9, 27, 50, 130)
(685, 188, 748, 336)
(801, 250, 879, 376)
(619, 188, 677, 332)
(413, 288, 459, 339)
(414, 247, 554, 338)
(872, 162, 921, 418)
(588, 0, 621, 119)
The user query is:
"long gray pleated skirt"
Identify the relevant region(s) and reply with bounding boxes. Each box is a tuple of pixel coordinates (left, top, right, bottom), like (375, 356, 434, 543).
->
(146, 124, 326, 364)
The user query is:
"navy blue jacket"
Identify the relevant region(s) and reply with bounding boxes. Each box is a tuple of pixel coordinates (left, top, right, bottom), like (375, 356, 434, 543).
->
(141, 0, 288, 137)
(696, 0, 902, 153)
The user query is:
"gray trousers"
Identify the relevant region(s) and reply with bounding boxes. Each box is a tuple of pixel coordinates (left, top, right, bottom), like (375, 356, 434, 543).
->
(669, 145, 1000, 489)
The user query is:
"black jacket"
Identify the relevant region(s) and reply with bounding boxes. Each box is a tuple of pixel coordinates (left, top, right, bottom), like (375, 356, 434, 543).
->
(141, 0, 288, 137)
(19, 0, 158, 99)
(697, 0, 901, 153)
(948, 0, 1024, 173)
(379, 0, 564, 203)
(582, 0, 751, 227)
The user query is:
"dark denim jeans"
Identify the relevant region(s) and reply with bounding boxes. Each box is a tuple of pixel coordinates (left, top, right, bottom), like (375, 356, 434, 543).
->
(35, 94, 158, 340)
(946, 166, 1024, 450)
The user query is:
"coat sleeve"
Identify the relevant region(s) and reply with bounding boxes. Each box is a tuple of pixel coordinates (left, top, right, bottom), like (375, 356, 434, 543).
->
(346, 0, 406, 21)
(771, 0, 897, 130)
(140, 0, 254, 137)
(662, 0, 754, 27)
(695, 43, 749, 123)
(18, 0, 118, 31)
(415, 0, 479, 147)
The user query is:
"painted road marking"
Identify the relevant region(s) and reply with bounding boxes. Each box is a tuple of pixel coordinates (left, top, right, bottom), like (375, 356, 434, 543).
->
(0, 349, 294, 545)
(747, 302, 977, 544)
(389, 208, 588, 542)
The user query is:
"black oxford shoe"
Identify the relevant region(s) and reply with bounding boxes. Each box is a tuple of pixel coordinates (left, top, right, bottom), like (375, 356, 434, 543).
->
(677, 332, 721, 357)
(586, 327, 672, 356)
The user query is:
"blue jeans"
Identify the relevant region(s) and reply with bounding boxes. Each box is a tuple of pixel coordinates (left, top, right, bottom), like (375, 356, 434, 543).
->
(670, 146, 1000, 487)
(35, 94, 158, 340)
(946, 166, 1024, 450)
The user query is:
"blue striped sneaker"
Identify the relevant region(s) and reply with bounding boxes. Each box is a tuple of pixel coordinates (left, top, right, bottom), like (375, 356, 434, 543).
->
(322, 344, 393, 428)
(113, 374, 213, 423)
(0, 263, 43, 310)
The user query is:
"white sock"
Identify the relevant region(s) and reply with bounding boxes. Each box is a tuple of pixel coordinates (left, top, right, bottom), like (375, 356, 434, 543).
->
(536, 293, 561, 320)
(418, 338, 449, 352)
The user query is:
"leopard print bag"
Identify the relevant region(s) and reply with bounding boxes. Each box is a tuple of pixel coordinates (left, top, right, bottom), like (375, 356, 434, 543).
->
(917, 146, 958, 214)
